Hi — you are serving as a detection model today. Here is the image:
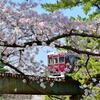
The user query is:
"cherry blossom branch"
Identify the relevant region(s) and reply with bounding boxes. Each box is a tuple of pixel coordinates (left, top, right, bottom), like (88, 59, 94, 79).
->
(0, 28, 100, 47)
(0, 58, 26, 76)
(69, 32, 100, 38)
(55, 44, 100, 56)
(46, 32, 100, 44)
(1, 47, 7, 57)
(0, 40, 42, 47)
(0, 27, 100, 57)
(0, 40, 100, 57)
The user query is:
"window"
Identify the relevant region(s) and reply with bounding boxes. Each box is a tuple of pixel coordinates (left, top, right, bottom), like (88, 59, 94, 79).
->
(53, 57, 58, 64)
(48, 58, 53, 64)
(48, 57, 58, 64)
(59, 57, 65, 63)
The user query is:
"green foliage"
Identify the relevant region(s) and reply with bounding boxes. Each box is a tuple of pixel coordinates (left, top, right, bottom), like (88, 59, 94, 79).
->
(0, 68, 8, 73)
(71, 16, 76, 20)
(41, 0, 80, 12)
(41, 0, 100, 18)
(77, 15, 82, 20)
(89, 11, 100, 19)
(0, 61, 6, 66)
(66, 55, 100, 99)
(58, 34, 100, 100)
(0, 61, 8, 73)
(41, 0, 100, 99)
(82, 2, 92, 14)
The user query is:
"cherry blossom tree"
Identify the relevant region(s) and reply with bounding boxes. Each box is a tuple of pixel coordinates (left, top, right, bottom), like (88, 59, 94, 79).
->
(42, 0, 100, 99)
(0, 0, 100, 99)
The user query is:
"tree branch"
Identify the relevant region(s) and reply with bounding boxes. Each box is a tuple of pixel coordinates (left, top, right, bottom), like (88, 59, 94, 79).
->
(48, 95, 65, 100)
(0, 32, 100, 47)
(0, 40, 100, 57)
(0, 31, 100, 57)
(46, 32, 100, 45)
(85, 74, 100, 86)
(84, 55, 92, 79)
(55, 44, 100, 56)
(0, 58, 26, 75)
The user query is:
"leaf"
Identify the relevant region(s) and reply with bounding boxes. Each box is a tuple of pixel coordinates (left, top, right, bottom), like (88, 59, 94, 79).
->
(0, 61, 6, 67)
(77, 15, 82, 20)
(0, 68, 8, 73)
(71, 16, 76, 20)
(82, 2, 92, 14)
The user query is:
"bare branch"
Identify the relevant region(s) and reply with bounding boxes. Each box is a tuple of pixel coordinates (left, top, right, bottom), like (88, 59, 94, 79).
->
(48, 95, 65, 100)
(1, 47, 7, 57)
(84, 55, 92, 79)
(48, 95, 53, 100)
(85, 74, 100, 86)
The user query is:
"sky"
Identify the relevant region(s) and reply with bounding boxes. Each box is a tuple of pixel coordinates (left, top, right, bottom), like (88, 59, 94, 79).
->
(11, 0, 96, 65)
(12, 0, 96, 18)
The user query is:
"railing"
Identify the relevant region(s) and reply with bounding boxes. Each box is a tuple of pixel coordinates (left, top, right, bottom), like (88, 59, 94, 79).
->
(0, 73, 84, 97)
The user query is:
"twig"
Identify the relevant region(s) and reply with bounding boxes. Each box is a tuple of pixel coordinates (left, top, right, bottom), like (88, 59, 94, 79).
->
(84, 55, 92, 79)
(48, 95, 65, 100)
(1, 47, 7, 57)
(0, 58, 27, 76)
(48, 95, 53, 100)
(72, 65, 82, 75)
(55, 44, 100, 56)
